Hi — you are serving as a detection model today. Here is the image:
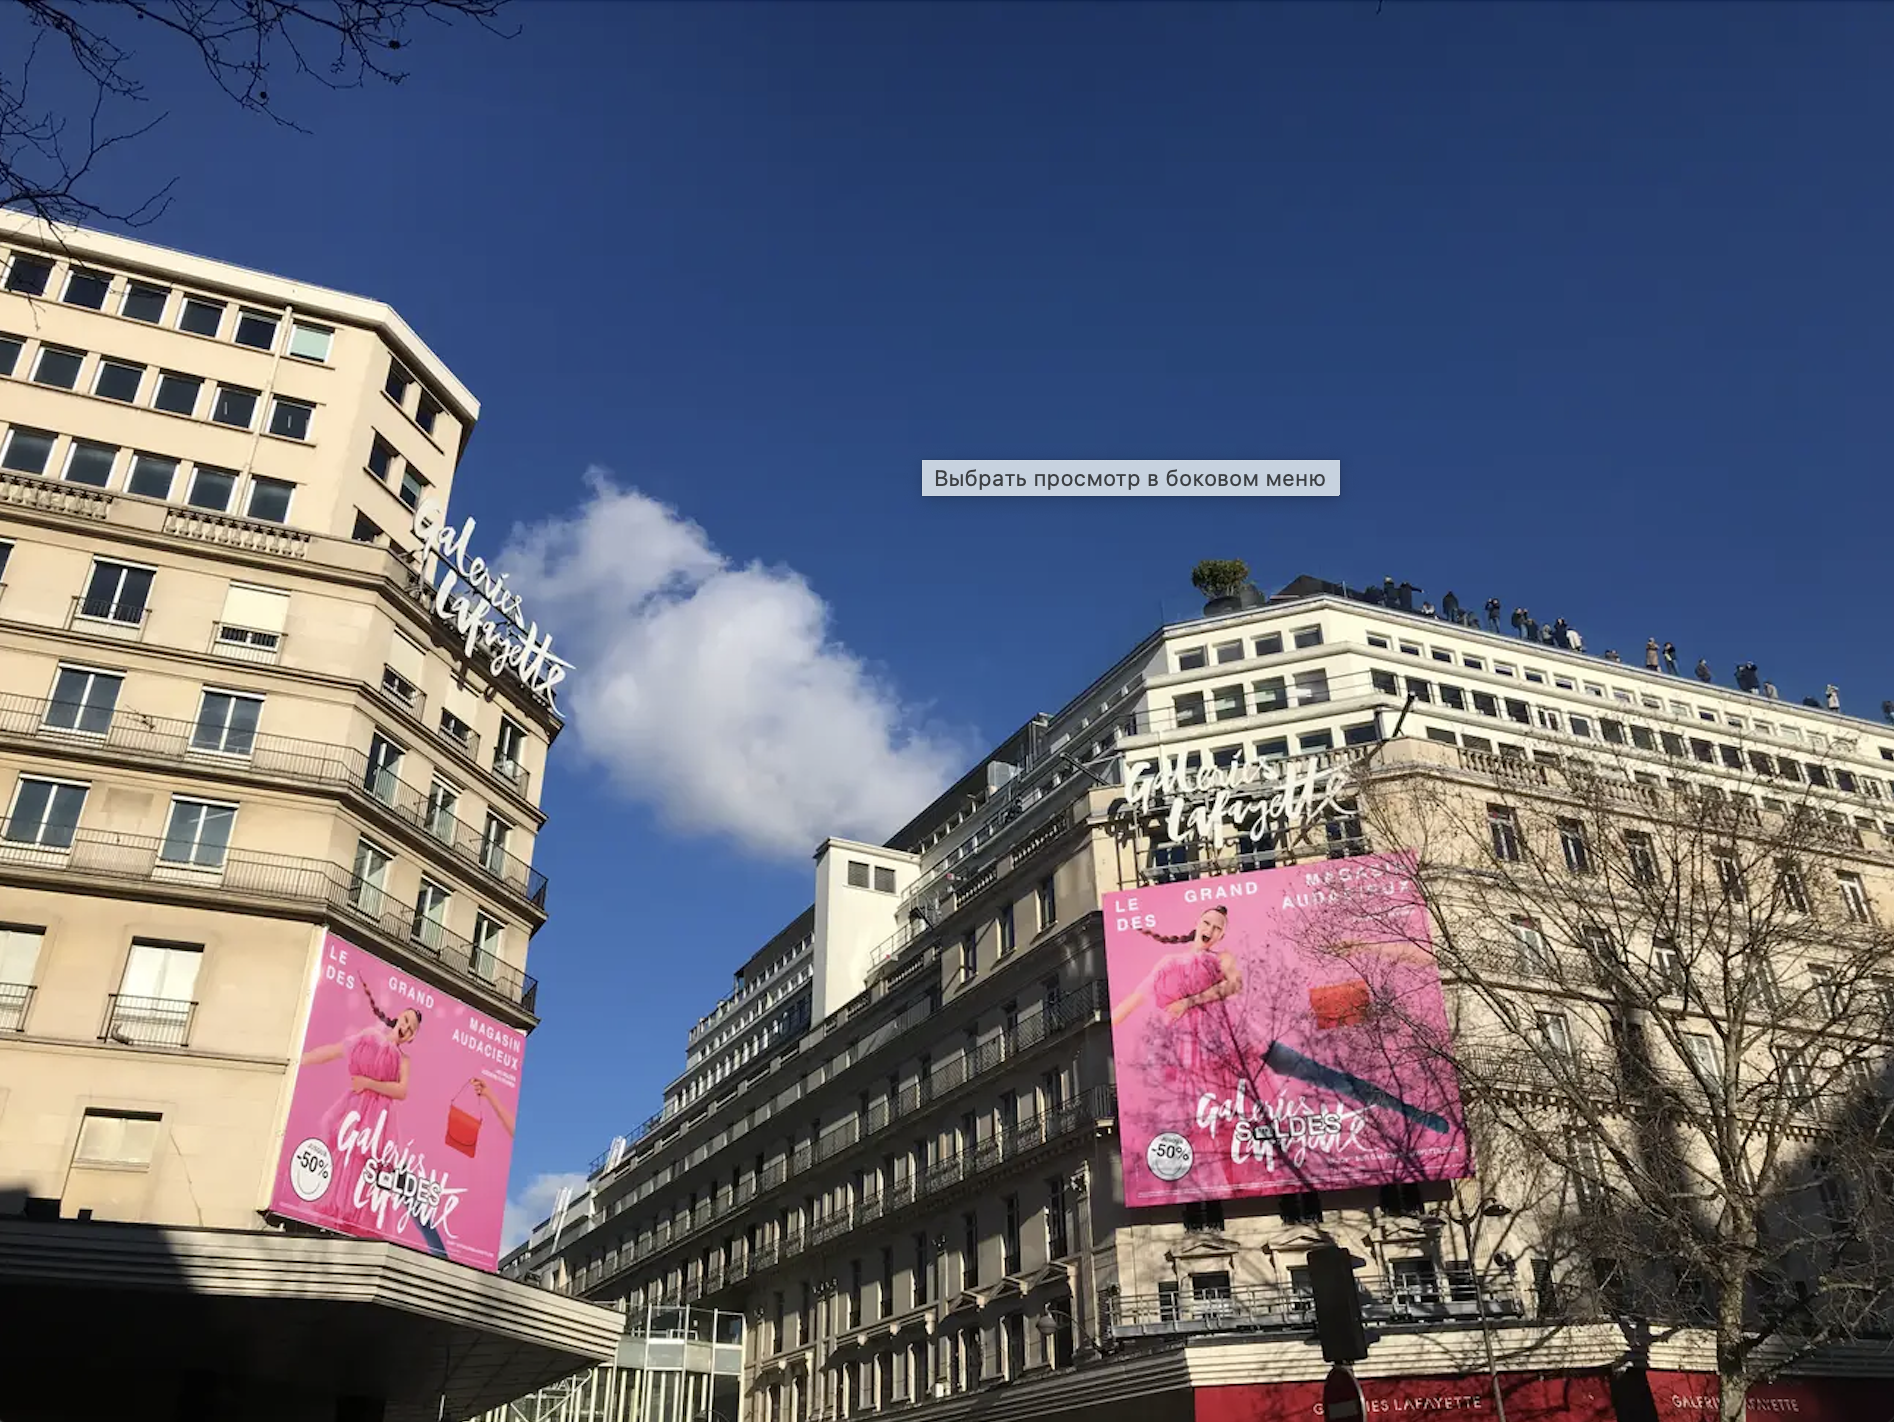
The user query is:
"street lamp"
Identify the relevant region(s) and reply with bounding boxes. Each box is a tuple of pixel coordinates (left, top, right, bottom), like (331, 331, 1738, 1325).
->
(1034, 1304, 1109, 1364)
(1432, 1197, 1512, 1422)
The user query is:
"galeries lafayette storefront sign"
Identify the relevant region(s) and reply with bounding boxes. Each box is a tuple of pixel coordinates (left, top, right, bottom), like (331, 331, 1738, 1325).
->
(1124, 751, 1356, 850)
(1190, 1371, 1891, 1422)
(413, 499, 572, 707)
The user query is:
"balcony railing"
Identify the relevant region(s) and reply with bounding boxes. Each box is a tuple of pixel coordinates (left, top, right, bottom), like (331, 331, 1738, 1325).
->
(161, 505, 312, 559)
(0, 467, 112, 519)
(0, 821, 537, 1012)
(1105, 1270, 1525, 1340)
(0, 981, 33, 1032)
(208, 621, 285, 665)
(100, 993, 197, 1048)
(67, 595, 149, 636)
(674, 1086, 1117, 1305)
(0, 692, 550, 911)
(583, 986, 1109, 1298)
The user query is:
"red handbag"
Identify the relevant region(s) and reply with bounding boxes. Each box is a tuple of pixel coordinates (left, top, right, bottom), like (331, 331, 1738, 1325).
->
(446, 1080, 482, 1158)
(1309, 979, 1371, 1030)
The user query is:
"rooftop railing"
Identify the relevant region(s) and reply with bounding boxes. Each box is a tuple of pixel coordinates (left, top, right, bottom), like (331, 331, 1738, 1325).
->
(0, 691, 549, 911)
(0, 820, 537, 1012)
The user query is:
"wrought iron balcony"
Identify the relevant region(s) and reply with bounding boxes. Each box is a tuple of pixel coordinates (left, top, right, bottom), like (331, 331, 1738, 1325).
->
(0, 692, 550, 912)
(0, 821, 537, 1012)
(0, 981, 34, 1032)
(1105, 1269, 1525, 1340)
(100, 993, 197, 1049)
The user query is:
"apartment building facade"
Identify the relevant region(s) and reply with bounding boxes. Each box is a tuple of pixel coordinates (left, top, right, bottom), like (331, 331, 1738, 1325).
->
(0, 216, 618, 1421)
(499, 580, 1894, 1422)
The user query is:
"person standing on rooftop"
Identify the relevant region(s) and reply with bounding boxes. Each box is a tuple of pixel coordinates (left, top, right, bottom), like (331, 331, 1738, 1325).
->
(1485, 598, 1502, 631)
(1826, 684, 1841, 711)
(1695, 659, 1713, 682)
(1645, 639, 1661, 672)
(1664, 642, 1679, 674)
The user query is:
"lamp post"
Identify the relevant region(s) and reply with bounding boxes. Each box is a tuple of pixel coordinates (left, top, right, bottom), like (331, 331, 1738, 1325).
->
(1034, 1304, 1108, 1367)
(1435, 1197, 1512, 1422)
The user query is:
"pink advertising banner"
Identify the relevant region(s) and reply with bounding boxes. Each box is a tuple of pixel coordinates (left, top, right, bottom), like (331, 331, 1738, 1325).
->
(268, 931, 525, 1271)
(1104, 854, 1470, 1206)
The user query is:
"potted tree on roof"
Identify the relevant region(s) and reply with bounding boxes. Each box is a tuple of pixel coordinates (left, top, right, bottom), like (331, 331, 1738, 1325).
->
(1192, 559, 1263, 617)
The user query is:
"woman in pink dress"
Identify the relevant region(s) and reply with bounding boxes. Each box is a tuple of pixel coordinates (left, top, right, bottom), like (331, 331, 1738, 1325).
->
(298, 981, 423, 1233)
(1110, 906, 1244, 1085)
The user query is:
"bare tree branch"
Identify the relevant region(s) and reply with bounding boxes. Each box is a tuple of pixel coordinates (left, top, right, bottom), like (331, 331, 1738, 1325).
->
(1, 0, 512, 226)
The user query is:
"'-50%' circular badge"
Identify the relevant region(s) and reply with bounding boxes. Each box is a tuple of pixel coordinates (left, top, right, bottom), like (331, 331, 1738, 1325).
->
(1147, 1132, 1194, 1182)
(289, 1138, 334, 1202)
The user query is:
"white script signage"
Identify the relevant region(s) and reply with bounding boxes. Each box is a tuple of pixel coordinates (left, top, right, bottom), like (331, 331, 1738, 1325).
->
(412, 499, 572, 706)
(1123, 752, 1355, 850)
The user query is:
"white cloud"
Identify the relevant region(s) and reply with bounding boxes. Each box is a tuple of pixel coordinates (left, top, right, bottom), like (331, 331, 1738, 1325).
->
(502, 1169, 591, 1252)
(500, 472, 969, 857)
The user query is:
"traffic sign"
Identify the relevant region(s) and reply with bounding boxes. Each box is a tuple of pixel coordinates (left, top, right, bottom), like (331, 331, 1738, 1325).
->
(1323, 1362, 1366, 1420)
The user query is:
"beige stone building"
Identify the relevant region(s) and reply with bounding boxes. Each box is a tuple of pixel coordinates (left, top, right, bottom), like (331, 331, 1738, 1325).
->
(496, 580, 1894, 1422)
(0, 215, 618, 1421)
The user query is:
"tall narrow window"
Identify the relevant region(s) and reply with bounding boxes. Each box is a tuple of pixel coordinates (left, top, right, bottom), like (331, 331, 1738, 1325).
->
(1838, 873, 1873, 924)
(110, 940, 202, 1046)
(4, 777, 87, 848)
(1625, 831, 1658, 886)
(1776, 861, 1809, 912)
(0, 926, 44, 1031)
(480, 812, 511, 875)
(472, 911, 505, 979)
(365, 732, 403, 803)
(1713, 852, 1746, 902)
(350, 839, 392, 915)
(1558, 818, 1590, 873)
(81, 561, 153, 624)
(426, 779, 459, 841)
(997, 903, 1016, 955)
(44, 666, 122, 735)
(1036, 876, 1056, 930)
(1487, 805, 1521, 862)
(412, 880, 450, 948)
(494, 717, 527, 784)
(160, 797, 236, 868)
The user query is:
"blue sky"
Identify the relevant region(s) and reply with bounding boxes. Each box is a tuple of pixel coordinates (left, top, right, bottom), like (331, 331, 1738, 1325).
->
(20, 2, 1893, 1238)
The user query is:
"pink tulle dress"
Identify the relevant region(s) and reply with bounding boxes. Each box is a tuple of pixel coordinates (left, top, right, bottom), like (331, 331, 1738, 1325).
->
(316, 1027, 403, 1231)
(1149, 951, 1230, 1079)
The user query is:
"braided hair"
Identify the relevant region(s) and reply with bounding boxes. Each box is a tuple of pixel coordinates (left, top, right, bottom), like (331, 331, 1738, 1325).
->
(362, 980, 423, 1033)
(1138, 905, 1227, 946)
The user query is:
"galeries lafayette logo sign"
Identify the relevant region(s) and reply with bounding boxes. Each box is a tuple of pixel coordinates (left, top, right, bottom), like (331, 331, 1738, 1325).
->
(413, 499, 573, 706)
(1124, 752, 1355, 849)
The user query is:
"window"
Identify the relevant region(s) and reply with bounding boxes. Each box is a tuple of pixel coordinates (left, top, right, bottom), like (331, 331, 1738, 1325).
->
(480, 812, 512, 874)
(74, 1111, 162, 1167)
(1625, 831, 1658, 885)
(1536, 1011, 1571, 1057)
(268, 396, 314, 441)
(1511, 917, 1551, 975)
(425, 779, 459, 840)
(128, 458, 177, 503)
(1558, 818, 1590, 873)
(1651, 938, 1683, 991)
(1713, 852, 1746, 902)
(178, 297, 225, 336)
(959, 932, 977, 985)
(1280, 1191, 1323, 1225)
(439, 708, 474, 750)
(1036, 876, 1056, 930)
(1839, 873, 1873, 923)
(1211, 639, 1244, 664)
(153, 370, 203, 416)
(1379, 1183, 1424, 1216)
(111, 939, 202, 1046)
(998, 903, 1016, 955)
(1488, 805, 1521, 861)
(1342, 721, 1379, 747)
(1775, 1046, 1811, 1094)
(1391, 1257, 1440, 1306)
(62, 440, 117, 487)
(30, 344, 82, 389)
(288, 322, 333, 361)
(1776, 860, 1809, 912)
(1183, 1198, 1225, 1232)
(385, 359, 414, 405)
(1174, 692, 1206, 727)
(1472, 690, 1499, 718)
(416, 390, 442, 435)
(1176, 647, 1207, 671)
(1002, 1193, 1022, 1274)
(367, 436, 397, 483)
(94, 358, 144, 403)
(350, 838, 392, 913)
(4, 778, 86, 848)
(472, 911, 505, 979)
(45, 666, 122, 735)
(1213, 683, 1246, 720)
(81, 560, 153, 624)
(121, 282, 168, 323)
(412, 879, 451, 948)
(380, 663, 420, 709)
(160, 797, 235, 868)
(59, 267, 111, 309)
(245, 476, 294, 524)
(1298, 729, 1334, 753)
(1371, 669, 1397, 695)
(192, 690, 262, 756)
(1292, 669, 1331, 705)
(365, 732, 404, 802)
(1252, 631, 1283, 657)
(0, 332, 19, 377)
(234, 309, 279, 350)
(494, 717, 527, 782)
(351, 511, 384, 545)
(212, 384, 258, 428)
(5, 253, 53, 294)
(846, 859, 870, 888)
(1682, 1033, 1717, 1077)
(398, 465, 428, 510)
(1293, 625, 1323, 649)
(0, 925, 43, 1029)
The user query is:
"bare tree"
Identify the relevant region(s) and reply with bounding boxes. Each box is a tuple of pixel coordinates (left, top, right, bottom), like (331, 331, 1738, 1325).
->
(1325, 734, 1894, 1422)
(3, 0, 510, 226)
